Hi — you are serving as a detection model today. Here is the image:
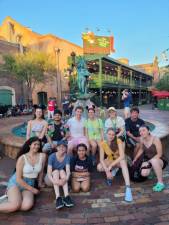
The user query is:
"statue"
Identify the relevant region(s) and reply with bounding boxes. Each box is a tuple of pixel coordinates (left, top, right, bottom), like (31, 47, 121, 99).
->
(76, 56, 90, 95)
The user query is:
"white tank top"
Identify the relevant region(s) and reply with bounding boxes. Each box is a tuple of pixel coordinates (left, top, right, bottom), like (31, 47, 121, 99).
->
(23, 153, 43, 179)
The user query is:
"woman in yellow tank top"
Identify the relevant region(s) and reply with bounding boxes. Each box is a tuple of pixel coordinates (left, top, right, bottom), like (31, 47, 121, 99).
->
(97, 128, 133, 202)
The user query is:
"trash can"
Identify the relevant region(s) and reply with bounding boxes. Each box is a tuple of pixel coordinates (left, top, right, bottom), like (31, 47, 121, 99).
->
(165, 98, 169, 111)
(157, 99, 165, 110)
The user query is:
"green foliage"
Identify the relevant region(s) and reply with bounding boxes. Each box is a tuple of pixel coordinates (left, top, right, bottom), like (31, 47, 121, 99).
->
(156, 72, 169, 91)
(3, 51, 56, 96)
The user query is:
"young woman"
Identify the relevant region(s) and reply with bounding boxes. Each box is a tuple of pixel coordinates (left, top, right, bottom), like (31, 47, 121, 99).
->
(133, 125, 167, 192)
(71, 143, 92, 193)
(26, 106, 48, 141)
(0, 137, 46, 213)
(46, 140, 74, 210)
(84, 106, 104, 165)
(97, 128, 133, 202)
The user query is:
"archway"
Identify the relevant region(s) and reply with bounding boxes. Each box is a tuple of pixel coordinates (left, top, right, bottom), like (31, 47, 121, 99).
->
(37, 92, 47, 106)
(0, 86, 16, 106)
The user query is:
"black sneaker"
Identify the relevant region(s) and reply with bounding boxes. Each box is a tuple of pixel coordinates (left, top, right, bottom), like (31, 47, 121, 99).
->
(56, 197, 64, 209)
(63, 195, 74, 207)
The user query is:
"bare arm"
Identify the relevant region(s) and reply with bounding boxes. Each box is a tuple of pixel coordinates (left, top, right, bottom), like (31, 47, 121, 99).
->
(39, 121, 48, 140)
(38, 153, 46, 187)
(133, 143, 144, 163)
(65, 164, 71, 181)
(99, 144, 108, 171)
(47, 165, 56, 184)
(153, 137, 162, 158)
(26, 121, 32, 140)
(16, 156, 39, 194)
(108, 139, 125, 169)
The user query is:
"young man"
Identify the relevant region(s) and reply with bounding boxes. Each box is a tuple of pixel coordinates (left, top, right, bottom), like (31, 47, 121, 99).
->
(66, 106, 89, 155)
(125, 107, 145, 157)
(122, 89, 132, 119)
(43, 110, 66, 154)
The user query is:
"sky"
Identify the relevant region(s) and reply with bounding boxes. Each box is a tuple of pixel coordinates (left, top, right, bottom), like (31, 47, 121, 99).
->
(0, 0, 169, 66)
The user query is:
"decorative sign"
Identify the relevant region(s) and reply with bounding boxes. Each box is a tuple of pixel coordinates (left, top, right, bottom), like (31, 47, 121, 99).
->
(82, 32, 115, 55)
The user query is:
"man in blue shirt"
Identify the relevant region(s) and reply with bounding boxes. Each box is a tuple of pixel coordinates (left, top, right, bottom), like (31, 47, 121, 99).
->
(122, 89, 132, 119)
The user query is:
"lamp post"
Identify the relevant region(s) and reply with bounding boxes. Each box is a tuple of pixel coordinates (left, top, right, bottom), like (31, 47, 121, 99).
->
(54, 48, 62, 108)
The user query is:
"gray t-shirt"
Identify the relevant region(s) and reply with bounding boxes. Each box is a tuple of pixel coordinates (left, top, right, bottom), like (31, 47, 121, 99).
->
(48, 153, 70, 170)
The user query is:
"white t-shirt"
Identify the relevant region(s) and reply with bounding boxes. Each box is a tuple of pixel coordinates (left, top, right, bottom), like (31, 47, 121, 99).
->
(67, 117, 85, 138)
(105, 116, 125, 132)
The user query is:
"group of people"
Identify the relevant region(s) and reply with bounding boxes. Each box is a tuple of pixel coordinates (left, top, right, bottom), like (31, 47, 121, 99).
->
(0, 99, 167, 213)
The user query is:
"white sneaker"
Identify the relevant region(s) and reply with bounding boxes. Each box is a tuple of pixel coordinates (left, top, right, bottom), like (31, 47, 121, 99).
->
(0, 194, 8, 203)
(111, 168, 119, 177)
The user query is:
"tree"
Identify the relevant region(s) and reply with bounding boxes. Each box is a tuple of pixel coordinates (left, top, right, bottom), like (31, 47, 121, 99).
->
(3, 50, 56, 104)
(156, 72, 169, 91)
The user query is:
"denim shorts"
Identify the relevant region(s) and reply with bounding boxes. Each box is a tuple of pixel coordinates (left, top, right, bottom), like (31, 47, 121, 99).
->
(7, 173, 36, 192)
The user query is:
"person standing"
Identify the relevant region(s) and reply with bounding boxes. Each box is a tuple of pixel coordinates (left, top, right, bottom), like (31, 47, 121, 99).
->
(62, 95, 70, 117)
(47, 98, 55, 119)
(122, 89, 132, 119)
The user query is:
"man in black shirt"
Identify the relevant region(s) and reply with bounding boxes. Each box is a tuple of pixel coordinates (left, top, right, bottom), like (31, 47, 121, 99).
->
(125, 107, 145, 157)
(43, 110, 66, 154)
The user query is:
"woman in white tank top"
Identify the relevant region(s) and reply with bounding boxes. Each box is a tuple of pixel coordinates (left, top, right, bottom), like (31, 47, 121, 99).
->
(0, 137, 46, 213)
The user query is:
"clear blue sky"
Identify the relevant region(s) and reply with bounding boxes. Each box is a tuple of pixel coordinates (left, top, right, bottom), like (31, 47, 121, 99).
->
(0, 0, 169, 65)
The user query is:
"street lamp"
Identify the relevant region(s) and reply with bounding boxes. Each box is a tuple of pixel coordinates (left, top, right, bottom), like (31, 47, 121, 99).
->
(54, 47, 62, 108)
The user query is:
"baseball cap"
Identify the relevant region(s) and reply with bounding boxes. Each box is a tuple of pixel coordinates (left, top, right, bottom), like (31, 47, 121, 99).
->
(108, 107, 117, 112)
(57, 140, 67, 147)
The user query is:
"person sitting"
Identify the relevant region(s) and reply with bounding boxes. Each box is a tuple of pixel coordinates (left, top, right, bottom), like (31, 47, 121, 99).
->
(71, 143, 93, 193)
(0, 137, 46, 213)
(84, 106, 104, 165)
(125, 107, 145, 157)
(105, 107, 125, 141)
(132, 125, 167, 192)
(26, 106, 48, 141)
(42, 110, 66, 154)
(66, 106, 89, 155)
(45, 140, 74, 210)
(97, 128, 133, 202)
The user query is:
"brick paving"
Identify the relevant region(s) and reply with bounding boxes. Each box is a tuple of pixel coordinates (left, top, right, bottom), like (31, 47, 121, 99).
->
(0, 106, 169, 225)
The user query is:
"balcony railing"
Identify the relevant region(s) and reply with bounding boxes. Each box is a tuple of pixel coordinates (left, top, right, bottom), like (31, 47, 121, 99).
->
(89, 74, 152, 88)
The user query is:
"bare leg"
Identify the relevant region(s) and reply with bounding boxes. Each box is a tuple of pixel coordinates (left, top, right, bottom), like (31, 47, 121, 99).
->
(81, 178, 90, 192)
(60, 170, 69, 197)
(150, 158, 163, 183)
(0, 186, 22, 213)
(119, 159, 130, 186)
(20, 190, 34, 211)
(71, 179, 80, 193)
(52, 170, 60, 199)
(89, 140, 97, 156)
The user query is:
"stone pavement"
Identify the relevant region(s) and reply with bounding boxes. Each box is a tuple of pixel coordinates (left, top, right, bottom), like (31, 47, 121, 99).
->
(0, 107, 169, 225)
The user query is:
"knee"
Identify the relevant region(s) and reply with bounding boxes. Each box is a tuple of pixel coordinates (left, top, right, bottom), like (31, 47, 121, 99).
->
(97, 163, 102, 172)
(81, 185, 90, 192)
(72, 186, 80, 193)
(9, 202, 21, 212)
(141, 169, 149, 177)
(21, 202, 34, 211)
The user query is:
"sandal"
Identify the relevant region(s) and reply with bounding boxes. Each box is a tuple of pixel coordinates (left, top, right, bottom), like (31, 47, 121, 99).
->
(153, 183, 165, 192)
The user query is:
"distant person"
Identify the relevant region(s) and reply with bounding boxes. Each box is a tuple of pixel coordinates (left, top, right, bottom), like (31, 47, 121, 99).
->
(62, 95, 70, 117)
(47, 98, 56, 119)
(26, 106, 48, 141)
(122, 89, 132, 119)
(0, 137, 46, 213)
(125, 107, 145, 157)
(133, 125, 167, 192)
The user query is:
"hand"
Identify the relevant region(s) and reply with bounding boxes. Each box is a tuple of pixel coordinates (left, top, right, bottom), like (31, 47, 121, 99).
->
(132, 159, 136, 165)
(32, 188, 40, 195)
(106, 171, 112, 179)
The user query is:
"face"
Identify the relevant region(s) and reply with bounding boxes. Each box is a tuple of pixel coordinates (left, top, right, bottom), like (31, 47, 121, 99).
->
(57, 144, 67, 154)
(54, 113, 61, 122)
(77, 146, 86, 159)
(109, 110, 116, 119)
(131, 111, 139, 120)
(35, 108, 43, 119)
(29, 140, 40, 152)
(75, 109, 83, 117)
(139, 127, 149, 138)
(88, 109, 95, 118)
(107, 130, 116, 142)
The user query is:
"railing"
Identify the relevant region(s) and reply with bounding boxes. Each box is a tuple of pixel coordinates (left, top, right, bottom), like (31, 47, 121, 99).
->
(89, 74, 152, 88)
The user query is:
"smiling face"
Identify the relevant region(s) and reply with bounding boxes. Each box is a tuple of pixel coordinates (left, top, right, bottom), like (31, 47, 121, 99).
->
(139, 126, 150, 138)
(54, 113, 62, 122)
(57, 144, 67, 155)
(130, 110, 139, 120)
(88, 109, 95, 119)
(75, 109, 83, 118)
(77, 145, 86, 159)
(29, 140, 40, 153)
(109, 110, 116, 119)
(35, 108, 43, 119)
(106, 129, 116, 142)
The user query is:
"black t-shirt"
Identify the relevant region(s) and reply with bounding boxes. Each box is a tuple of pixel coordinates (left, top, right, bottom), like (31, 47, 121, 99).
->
(70, 156, 93, 172)
(52, 123, 65, 141)
(125, 117, 145, 137)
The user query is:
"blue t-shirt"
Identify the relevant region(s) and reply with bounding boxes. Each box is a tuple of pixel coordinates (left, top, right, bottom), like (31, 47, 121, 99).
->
(123, 93, 132, 107)
(48, 153, 70, 170)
